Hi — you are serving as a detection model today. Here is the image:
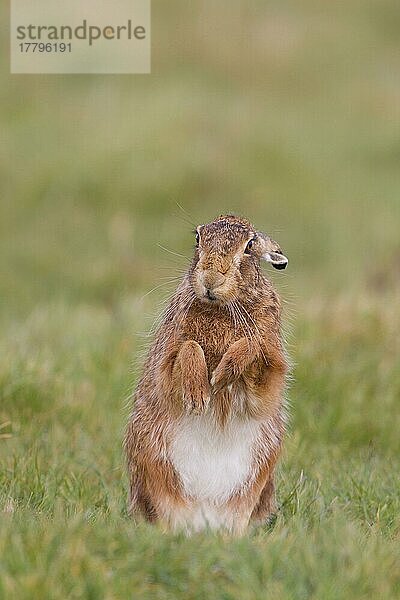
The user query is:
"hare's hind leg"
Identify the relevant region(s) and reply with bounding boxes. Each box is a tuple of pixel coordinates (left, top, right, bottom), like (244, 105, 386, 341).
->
(250, 477, 276, 524)
(224, 476, 276, 534)
(128, 473, 159, 523)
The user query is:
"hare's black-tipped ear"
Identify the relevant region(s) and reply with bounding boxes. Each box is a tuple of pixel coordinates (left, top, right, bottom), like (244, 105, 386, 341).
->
(263, 251, 288, 270)
(257, 232, 289, 270)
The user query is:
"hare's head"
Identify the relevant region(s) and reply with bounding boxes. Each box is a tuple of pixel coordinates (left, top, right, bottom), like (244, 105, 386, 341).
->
(189, 215, 288, 305)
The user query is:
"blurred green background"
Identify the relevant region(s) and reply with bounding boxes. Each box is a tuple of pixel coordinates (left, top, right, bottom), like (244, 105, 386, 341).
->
(1, 1, 400, 598)
(2, 0, 400, 316)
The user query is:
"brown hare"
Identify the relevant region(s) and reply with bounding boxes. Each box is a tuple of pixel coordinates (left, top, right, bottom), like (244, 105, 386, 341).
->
(124, 215, 289, 534)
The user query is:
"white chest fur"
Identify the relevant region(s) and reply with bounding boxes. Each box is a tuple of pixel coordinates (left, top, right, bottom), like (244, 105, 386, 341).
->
(169, 413, 261, 504)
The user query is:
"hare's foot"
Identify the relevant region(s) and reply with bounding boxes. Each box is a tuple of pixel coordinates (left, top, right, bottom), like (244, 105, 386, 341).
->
(211, 358, 237, 394)
(161, 500, 251, 535)
(211, 338, 257, 394)
(250, 477, 276, 524)
(178, 340, 210, 415)
(182, 385, 210, 415)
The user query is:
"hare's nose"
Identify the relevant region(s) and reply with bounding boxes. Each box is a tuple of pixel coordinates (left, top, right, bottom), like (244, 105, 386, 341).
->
(201, 269, 225, 291)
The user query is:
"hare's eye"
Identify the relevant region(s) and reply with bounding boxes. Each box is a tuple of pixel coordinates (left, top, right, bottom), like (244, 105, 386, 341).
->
(244, 240, 253, 254)
(195, 232, 200, 246)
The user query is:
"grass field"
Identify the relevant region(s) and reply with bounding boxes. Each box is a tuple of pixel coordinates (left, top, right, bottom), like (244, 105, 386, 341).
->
(1, 1, 400, 598)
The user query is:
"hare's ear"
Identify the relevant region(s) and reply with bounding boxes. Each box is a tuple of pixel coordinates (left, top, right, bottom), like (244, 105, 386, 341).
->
(263, 251, 288, 270)
(258, 233, 288, 270)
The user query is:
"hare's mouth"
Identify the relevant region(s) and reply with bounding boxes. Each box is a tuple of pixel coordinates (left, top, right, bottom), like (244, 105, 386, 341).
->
(192, 271, 230, 305)
(201, 288, 221, 304)
(205, 289, 218, 301)
(195, 284, 225, 305)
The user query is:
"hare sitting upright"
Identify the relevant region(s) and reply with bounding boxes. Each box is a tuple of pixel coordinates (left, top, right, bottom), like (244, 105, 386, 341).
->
(124, 215, 289, 535)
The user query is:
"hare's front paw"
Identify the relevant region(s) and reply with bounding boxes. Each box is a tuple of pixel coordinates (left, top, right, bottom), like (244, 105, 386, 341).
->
(182, 386, 210, 415)
(211, 356, 238, 394)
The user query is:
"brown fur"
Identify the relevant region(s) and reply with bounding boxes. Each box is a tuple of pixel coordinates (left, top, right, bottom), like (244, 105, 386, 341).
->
(124, 215, 289, 534)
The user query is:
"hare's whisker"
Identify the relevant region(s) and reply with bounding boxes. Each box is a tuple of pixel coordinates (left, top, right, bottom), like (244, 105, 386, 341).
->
(157, 243, 188, 261)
